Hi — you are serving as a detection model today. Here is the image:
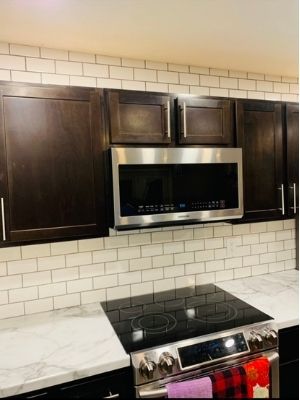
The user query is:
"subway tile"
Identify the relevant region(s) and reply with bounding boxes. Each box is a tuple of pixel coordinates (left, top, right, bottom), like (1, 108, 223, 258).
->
(248, 72, 264, 80)
(94, 274, 118, 289)
(118, 271, 141, 285)
(267, 220, 283, 232)
(269, 261, 285, 273)
(0, 275, 22, 290)
(69, 51, 95, 63)
(128, 233, 151, 246)
(41, 47, 68, 60)
(97, 78, 122, 89)
(185, 262, 205, 275)
(205, 260, 224, 272)
(225, 257, 242, 269)
(232, 224, 250, 235)
(118, 246, 140, 260)
(0, 291, 8, 305)
(0, 69, 10, 80)
(210, 68, 228, 77)
(0, 303, 24, 319)
(173, 229, 193, 241)
(79, 263, 105, 278)
(169, 83, 189, 94)
(93, 249, 118, 263)
(104, 235, 128, 249)
(39, 282, 66, 298)
(242, 234, 259, 245)
(174, 251, 195, 265)
(284, 239, 296, 250)
(0, 54, 25, 70)
(205, 238, 223, 249)
(276, 230, 292, 241)
(105, 260, 129, 274)
(234, 267, 252, 279)
(185, 239, 204, 252)
(265, 74, 281, 82)
(220, 77, 238, 89)
(146, 82, 168, 92)
(157, 70, 179, 84)
(250, 222, 267, 233)
(51, 267, 78, 283)
(282, 76, 298, 83)
(229, 89, 247, 98)
(189, 66, 209, 74)
(214, 248, 227, 260)
(152, 254, 173, 268)
(146, 60, 167, 70)
(12, 71, 41, 84)
(110, 66, 133, 80)
(152, 231, 173, 243)
(96, 54, 121, 66)
(26, 58, 55, 73)
(224, 236, 242, 247)
(51, 241, 78, 255)
(83, 63, 109, 78)
(175, 275, 195, 288)
(210, 88, 228, 97)
(247, 91, 265, 100)
(107, 285, 130, 301)
(214, 225, 232, 237)
(67, 278, 93, 293)
(200, 75, 219, 87)
(195, 249, 214, 262)
(273, 82, 289, 93)
(70, 76, 96, 87)
(289, 83, 299, 94)
(260, 252, 276, 264)
(130, 257, 152, 271)
(163, 241, 184, 254)
(42, 73, 69, 85)
(154, 278, 175, 293)
(122, 58, 145, 68)
(196, 272, 215, 285)
(281, 94, 298, 102)
(238, 79, 256, 90)
(66, 252, 92, 267)
(10, 44, 39, 57)
(168, 63, 189, 72)
(189, 86, 210, 96)
(265, 92, 281, 101)
(131, 281, 153, 297)
(276, 250, 292, 262)
(256, 80, 273, 92)
(142, 268, 164, 282)
(194, 227, 213, 239)
(22, 244, 50, 259)
(122, 80, 145, 91)
(38, 255, 65, 271)
(0, 42, 9, 54)
(0, 262, 6, 276)
(243, 254, 259, 266)
(231, 245, 251, 257)
(56, 60, 82, 75)
(164, 265, 184, 278)
(134, 68, 156, 82)
(78, 238, 104, 252)
(284, 259, 297, 270)
(9, 287, 38, 303)
(81, 289, 106, 304)
(229, 70, 247, 79)
(23, 271, 51, 287)
(179, 73, 199, 85)
(260, 232, 276, 243)
(141, 244, 163, 257)
(251, 264, 269, 276)
(267, 241, 284, 252)
(7, 259, 37, 275)
(54, 293, 80, 310)
(216, 269, 234, 282)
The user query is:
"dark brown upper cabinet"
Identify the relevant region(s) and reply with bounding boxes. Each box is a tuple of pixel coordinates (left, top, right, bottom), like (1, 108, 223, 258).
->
(0, 84, 108, 245)
(285, 103, 299, 217)
(236, 100, 285, 222)
(176, 96, 233, 145)
(106, 89, 173, 144)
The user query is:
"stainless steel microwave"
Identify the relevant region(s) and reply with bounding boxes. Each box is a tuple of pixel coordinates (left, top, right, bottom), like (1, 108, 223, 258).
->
(111, 147, 243, 230)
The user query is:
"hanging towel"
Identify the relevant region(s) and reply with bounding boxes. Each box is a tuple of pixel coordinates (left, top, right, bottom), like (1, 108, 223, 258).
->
(244, 357, 270, 398)
(166, 376, 213, 398)
(211, 366, 248, 398)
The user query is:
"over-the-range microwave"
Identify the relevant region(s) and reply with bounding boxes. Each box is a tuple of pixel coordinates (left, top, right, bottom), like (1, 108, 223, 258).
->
(110, 147, 243, 230)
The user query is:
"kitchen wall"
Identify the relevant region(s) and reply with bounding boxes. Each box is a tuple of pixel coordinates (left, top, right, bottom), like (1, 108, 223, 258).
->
(0, 42, 298, 320)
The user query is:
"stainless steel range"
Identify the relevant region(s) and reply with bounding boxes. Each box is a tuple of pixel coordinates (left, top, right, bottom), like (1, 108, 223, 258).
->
(102, 284, 279, 398)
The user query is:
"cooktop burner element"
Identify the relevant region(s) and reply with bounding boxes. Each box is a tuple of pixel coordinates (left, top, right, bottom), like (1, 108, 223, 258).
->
(101, 284, 273, 353)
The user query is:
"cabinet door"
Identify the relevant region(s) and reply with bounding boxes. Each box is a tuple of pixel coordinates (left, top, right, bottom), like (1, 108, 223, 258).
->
(177, 97, 233, 145)
(286, 103, 299, 217)
(279, 326, 299, 399)
(106, 89, 173, 144)
(236, 100, 284, 221)
(0, 85, 107, 244)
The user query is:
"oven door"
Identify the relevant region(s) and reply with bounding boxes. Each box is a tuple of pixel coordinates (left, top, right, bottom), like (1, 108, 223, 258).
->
(136, 350, 279, 399)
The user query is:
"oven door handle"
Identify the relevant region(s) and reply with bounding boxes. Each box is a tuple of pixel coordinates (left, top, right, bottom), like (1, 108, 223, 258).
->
(137, 350, 279, 399)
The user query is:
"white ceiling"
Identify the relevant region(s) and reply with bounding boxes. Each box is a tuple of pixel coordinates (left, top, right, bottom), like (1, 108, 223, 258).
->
(0, 0, 298, 76)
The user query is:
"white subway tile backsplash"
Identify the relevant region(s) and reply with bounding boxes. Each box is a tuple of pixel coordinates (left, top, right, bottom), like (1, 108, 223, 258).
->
(173, 230, 193, 241)
(12, 70, 41, 83)
(110, 66, 133, 80)
(195, 249, 214, 262)
(38, 255, 65, 271)
(229, 89, 247, 98)
(250, 222, 267, 233)
(81, 289, 106, 304)
(107, 285, 130, 301)
(243, 254, 260, 267)
(23, 271, 51, 287)
(0, 263, 7, 276)
(0, 275, 22, 290)
(229, 70, 247, 78)
(194, 227, 213, 239)
(67, 278, 93, 293)
(220, 77, 238, 89)
(164, 265, 184, 278)
(51, 268, 78, 283)
(9, 287, 38, 303)
(196, 272, 215, 285)
(152, 254, 173, 268)
(141, 244, 163, 257)
(94, 274, 118, 289)
(83, 63, 109, 78)
(151, 231, 172, 243)
(260, 252, 276, 264)
(41, 48, 68, 60)
(8, 259, 37, 275)
(78, 238, 104, 252)
(175, 275, 195, 288)
(185, 239, 204, 252)
(118, 271, 141, 285)
(51, 241, 78, 255)
(269, 261, 285, 273)
(216, 269, 234, 282)
(69, 51, 95, 63)
(265, 92, 281, 101)
(248, 72, 264, 80)
(260, 232, 276, 243)
(210, 88, 228, 97)
(130, 257, 152, 271)
(189, 86, 210, 96)
(122, 80, 145, 91)
(42, 73, 70, 85)
(26, 57, 55, 73)
(267, 220, 284, 232)
(66, 252, 92, 267)
(214, 226, 232, 237)
(205, 238, 223, 249)
(0, 69, 10, 80)
(142, 268, 164, 282)
(10, 44, 39, 57)
(0, 303, 24, 319)
(185, 262, 205, 275)
(154, 278, 175, 293)
(0, 291, 8, 305)
(97, 78, 122, 89)
(200, 75, 219, 87)
(168, 63, 189, 72)
(238, 79, 256, 90)
(96, 55, 121, 66)
(276, 250, 292, 262)
(93, 249, 117, 263)
(273, 82, 289, 93)
(282, 94, 298, 102)
(146, 82, 168, 92)
(284, 259, 297, 270)
(210, 68, 228, 77)
(234, 267, 252, 279)
(22, 244, 50, 259)
(39, 282, 66, 298)
(134, 68, 156, 82)
(268, 241, 284, 252)
(225, 257, 242, 269)
(251, 264, 269, 276)
(158, 70, 178, 84)
(284, 239, 296, 250)
(247, 91, 265, 100)
(79, 263, 105, 278)
(70, 76, 96, 87)
(179, 73, 199, 85)
(232, 224, 250, 235)
(131, 281, 153, 297)
(205, 260, 224, 272)
(174, 252, 194, 265)
(54, 294, 80, 310)
(146, 60, 168, 70)
(189, 66, 209, 74)
(251, 243, 268, 255)
(163, 241, 184, 254)
(56, 60, 82, 75)
(118, 246, 141, 260)
(105, 235, 128, 249)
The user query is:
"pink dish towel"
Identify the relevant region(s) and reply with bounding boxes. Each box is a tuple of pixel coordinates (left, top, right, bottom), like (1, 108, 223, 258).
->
(166, 377, 213, 398)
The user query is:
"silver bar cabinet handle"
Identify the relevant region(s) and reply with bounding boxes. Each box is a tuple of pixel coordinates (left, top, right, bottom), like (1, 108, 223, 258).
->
(278, 184, 285, 215)
(167, 100, 171, 138)
(290, 182, 297, 214)
(1, 197, 6, 241)
(102, 393, 119, 399)
(183, 101, 187, 138)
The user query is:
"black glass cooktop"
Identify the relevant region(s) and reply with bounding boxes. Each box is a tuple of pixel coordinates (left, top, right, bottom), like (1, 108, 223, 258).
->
(101, 284, 272, 353)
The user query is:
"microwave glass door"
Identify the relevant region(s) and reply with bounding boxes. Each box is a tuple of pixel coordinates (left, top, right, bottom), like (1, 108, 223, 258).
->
(119, 163, 238, 217)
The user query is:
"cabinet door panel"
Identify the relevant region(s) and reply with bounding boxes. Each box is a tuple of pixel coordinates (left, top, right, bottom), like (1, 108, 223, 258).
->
(286, 103, 299, 216)
(177, 98, 233, 144)
(236, 101, 284, 221)
(0, 85, 107, 243)
(107, 90, 172, 144)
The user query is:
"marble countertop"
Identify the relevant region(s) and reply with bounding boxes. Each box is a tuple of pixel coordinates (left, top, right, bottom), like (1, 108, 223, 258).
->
(218, 269, 299, 330)
(0, 303, 129, 398)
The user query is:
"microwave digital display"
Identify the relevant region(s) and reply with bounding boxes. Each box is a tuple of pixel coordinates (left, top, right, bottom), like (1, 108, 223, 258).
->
(119, 163, 238, 217)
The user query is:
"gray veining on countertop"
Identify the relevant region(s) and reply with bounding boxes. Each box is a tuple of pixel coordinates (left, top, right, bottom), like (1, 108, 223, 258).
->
(0, 303, 129, 398)
(217, 270, 299, 329)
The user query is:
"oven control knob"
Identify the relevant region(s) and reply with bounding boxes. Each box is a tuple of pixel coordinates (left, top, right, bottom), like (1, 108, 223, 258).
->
(158, 352, 175, 374)
(139, 357, 156, 380)
(249, 331, 264, 350)
(264, 329, 278, 346)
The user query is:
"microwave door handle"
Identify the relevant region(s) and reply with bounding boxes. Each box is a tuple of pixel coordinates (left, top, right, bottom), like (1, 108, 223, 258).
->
(183, 101, 187, 138)
(138, 387, 167, 399)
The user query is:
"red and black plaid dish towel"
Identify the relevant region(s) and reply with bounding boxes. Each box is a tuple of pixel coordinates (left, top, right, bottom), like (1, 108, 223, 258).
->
(211, 366, 248, 398)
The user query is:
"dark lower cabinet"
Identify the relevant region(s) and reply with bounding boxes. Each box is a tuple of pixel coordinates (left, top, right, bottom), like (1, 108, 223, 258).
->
(0, 84, 108, 244)
(279, 325, 299, 399)
(8, 368, 133, 400)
